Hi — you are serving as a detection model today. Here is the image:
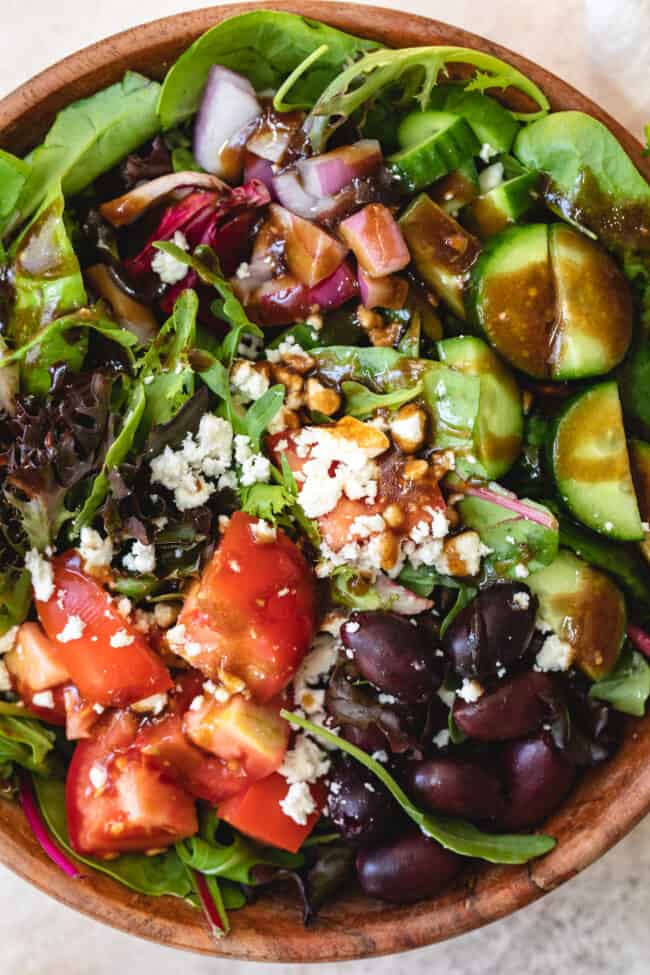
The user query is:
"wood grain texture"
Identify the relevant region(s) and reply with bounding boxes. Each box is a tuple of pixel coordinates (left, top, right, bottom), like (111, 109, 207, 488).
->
(0, 2, 649, 962)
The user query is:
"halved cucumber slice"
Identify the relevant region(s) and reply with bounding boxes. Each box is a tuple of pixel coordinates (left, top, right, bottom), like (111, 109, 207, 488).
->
(467, 223, 635, 379)
(463, 170, 540, 238)
(430, 159, 479, 216)
(550, 382, 644, 541)
(437, 335, 523, 478)
(629, 439, 650, 563)
(399, 194, 480, 318)
(428, 86, 520, 154)
(527, 549, 626, 679)
(388, 113, 480, 193)
(548, 223, 634, 379)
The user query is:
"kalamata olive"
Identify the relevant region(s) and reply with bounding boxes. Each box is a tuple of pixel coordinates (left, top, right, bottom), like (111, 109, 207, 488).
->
(453, 671, 557, 742)
(327, 755, 398, 847)
(442, 582, 537, 679)
(405, 758, 505, 823)
(501, 737, 576, 829)
(356, 828, 463, 904)
(341, 723, 389, 755)
(341, 612, 441, 703)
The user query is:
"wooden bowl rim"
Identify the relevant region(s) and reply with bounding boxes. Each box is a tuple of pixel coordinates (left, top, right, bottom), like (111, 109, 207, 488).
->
(1, 2, 649, 962)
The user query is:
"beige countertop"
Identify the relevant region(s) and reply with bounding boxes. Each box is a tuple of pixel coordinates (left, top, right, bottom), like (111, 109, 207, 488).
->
(1, 1, 649, 972)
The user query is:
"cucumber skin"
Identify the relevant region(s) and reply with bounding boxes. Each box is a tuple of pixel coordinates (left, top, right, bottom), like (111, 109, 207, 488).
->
(388, 116, 480, 193)
(548, 383, 645, 543)
(428, 86, 520, 153)
(397, 110, 461, 149)
(463, 171, 540, 238)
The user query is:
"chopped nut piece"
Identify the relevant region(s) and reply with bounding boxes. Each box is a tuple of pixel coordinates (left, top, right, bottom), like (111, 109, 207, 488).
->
(383, 503, 405, 528)
(305, 378, 341, 416)
(430, 449, 456, 480)
(389, 403, 427, 453)
(272, 365, 305, 410)
(438, 531, 482, 577)
(403, 458, 429, 481)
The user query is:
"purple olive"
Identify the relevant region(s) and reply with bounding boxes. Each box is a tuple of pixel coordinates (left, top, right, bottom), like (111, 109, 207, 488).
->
(501, 737, 576, 829)
(453, 671, 557, 742)
(443, 583, 537, 679)
(327, 755, 398, 847)
(341, 612, 441, 703)
(405, 758, 505, 823)
(356, 828, 463, 904)
(341, 723, 389, 755)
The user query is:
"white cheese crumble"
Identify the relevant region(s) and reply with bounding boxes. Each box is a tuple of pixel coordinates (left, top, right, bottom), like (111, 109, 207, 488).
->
(150, 413, 234, 511)
(479, 142, 498, 163)
(266, 335, 311, 364)
(251, 519, 277, 544)
(237, 333, 264, 360)
(131, 692, 168, 715)
(389, 409, 426, 452)
(280, 781, 316, 825)
(279, 733, 331, 785)
(293, 633, 339, 700)
(56, 615, 85, 643)
(457, 678, 484, 703)
(79, 527, 113, 572)
(116, 597, 133, 619)
(230, 360, 270, 403)
(234, 435, 272, 487)
(0, 626, 18, 656)
(514, 563, 530, 579)
(151, 231, 189, 285)
(371, 750, 388, 763)
(110, 629, 135, 648)
(511, 590, 531, 611)
(31, 690, 54, 709)
(536, 633, 574, 672)
(433, 728, 450, 749)
(123, 541, 156, 575)
(25, 548, 55, 602)
(89, 763, 108, 791)
(478, 160, 504, 194)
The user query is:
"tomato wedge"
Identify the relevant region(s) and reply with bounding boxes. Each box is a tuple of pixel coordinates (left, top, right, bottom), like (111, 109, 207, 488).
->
(36, 551, 172, 708)
(66, 711, 197, 856)
(176, 513, 316, 701)
(218, 773, 325, 853)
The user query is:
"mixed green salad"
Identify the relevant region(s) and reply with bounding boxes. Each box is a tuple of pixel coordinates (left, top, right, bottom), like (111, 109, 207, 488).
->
(0, 9, 649, 935)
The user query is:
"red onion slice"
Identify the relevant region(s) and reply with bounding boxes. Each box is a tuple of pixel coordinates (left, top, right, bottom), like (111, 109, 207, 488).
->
(339, 204, 411, 278)
(297, 139, 382, 197)
(19, 773, 82, 879)
(194, 66, 262, 180)
(375, 575, 434, 614)
(627, 623, 650, 659)
(358, 267, 408, 310)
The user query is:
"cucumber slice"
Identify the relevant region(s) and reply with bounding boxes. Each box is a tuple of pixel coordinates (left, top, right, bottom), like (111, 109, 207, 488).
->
(467, 223, 635, 379)
(437, 335, 523, 478)
(430, 159, 479, 216)
(629, 439, 650, 564)
(388, 114, 479, 193)
(467, 224, 554, 377)
(527, 549, 626, 679)
(428, 86, 520, 154)
(550, 382, 644, 541)
(463, 170, 540, 238)
(548, 223, 634, 380)
(399, 194, 480, 318)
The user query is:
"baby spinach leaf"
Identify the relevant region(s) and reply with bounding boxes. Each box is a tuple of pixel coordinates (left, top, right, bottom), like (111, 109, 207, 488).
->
(33, 776, 193, 898)
(557, 514, 650, 606)
(423, 364, 481, 451)
(590, 646, 650, 717)
(0, 569, 32, 635)
(16, 72, 161, 228)
(157, 10, 379, 128)
(283, 710, 556, 864)
(342, 379, 423, 418)
(0, 150, 29, 237)
(458, 493, 558, 579)
(306, 46, 549, 151)
(0, 710, 58, 779)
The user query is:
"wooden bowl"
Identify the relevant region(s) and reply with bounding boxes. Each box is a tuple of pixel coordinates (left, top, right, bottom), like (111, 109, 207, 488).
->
(1, 2, 649, 962)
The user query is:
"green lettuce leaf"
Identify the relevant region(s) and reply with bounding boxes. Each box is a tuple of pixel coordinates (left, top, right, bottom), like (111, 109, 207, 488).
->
(0, 150, 29, 237)
(590, 646, 650, 717)
(0, 703, 58, 779)
(157, 10, 379, 128)
(0, 570, 32, 636)
(283, 710, 556, 864)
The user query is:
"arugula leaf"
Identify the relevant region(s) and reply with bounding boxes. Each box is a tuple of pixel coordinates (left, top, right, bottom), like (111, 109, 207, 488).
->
(458, 493, 558, 579)
(8, 192, 87, 377)
(0, 150, 29, 237)
(15, 72, 161, 229)
(283, 710, 556, 864)
(342, 379, 423, 418)
(0, 707, 58, 779)
(590, 646, 650, 717)
(72, 380, 146, 534)
(306, 46, 549, 150)
(157, 11, 379, 128)
(243, 385, 285, 449)
(33, 776, 193, 897)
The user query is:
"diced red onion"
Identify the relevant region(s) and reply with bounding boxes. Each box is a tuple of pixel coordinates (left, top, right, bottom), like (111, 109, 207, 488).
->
(627, 624, 650, 659)
(272, 170, 358, 224)
(19, 773, 82, 879)
(243, 151, 276, 195)
(247, 125, 291, 164)
(194, 66, 262, 180)
(297, 139, 382, 197)
(310, 261, 359, 310)
(459, 484, 558, 531)
(358, 267, 408, 310)
(339, 204, 411, 278)
(375, 576, 434, 614)
(254, 262, 358, 326)
(269, 204, 348, 287)
(100, 172, 227, 227)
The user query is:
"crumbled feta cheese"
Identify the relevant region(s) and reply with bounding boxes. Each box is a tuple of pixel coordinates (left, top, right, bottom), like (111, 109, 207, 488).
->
(110, 629, 135, 648)
(378, 693, 398, 705)
(230, 360, 270, 404)
(364, 782, 376, 793)
(229, 560, 241, 574)
(25, 548, 55, 602)
(479, 142, 498, 163)
(240, 452, 271, 487)
(189, 694, 205, 711)
(279, 733, 331, 785)
(293, 633, 339, 700)
(437, 530, 482, 576)
(280, 782, 316, 825)
(131, 692, 168, 715)
(116, 597, 132, 619)
(31, 690, 54, 709)
(235, 261, 251, 280)
(295, 687, 326, 715)
(237, 333, 264, 360)
(536, 634, 574, 672)
(513, 563, 530, 579)
(343, 620, 360, 635)
(79, 527, 114, 571)
(478, 160, 504, 194)
(433, 728, 450, 749)
(151, 413, 234, 511)
(123, 541, 156, 575)
(511, 590, 531, 611)
(266, 335, 311, 364)
(89, 763, 108, 791)
(389, 408, 426, 452)
(457, 678, 484, 703)
(92, 703, 105, 714)
(371, 750, 388, 763)
(0, 626, 18, 656)
(56, 615, 85, 643)
(250, 519, 277, 544)
(437, 686, 456, 708)
(151, 231, 189, 285)
(153, 602, 179, 629)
